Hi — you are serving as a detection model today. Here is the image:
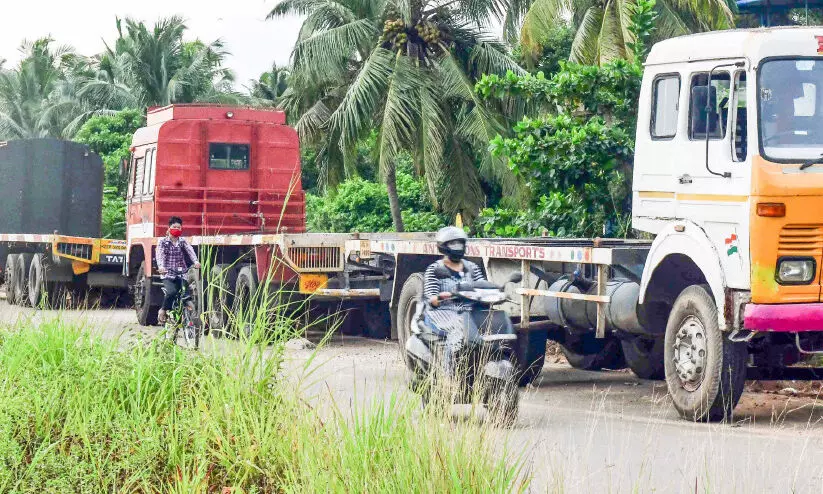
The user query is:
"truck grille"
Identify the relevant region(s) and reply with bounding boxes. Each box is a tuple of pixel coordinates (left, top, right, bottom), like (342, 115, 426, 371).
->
(287, 246, 342, 272)
(778, 224, 823, 257)
(57, 242, 93, 261)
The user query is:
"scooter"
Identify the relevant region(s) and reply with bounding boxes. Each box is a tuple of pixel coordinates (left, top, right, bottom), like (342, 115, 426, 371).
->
(405, 266, 522, 425)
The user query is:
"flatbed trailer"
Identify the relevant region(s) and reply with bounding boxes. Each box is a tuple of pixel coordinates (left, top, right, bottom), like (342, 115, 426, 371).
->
(323, 234, 654, 385)
(1, 233, 127, 307)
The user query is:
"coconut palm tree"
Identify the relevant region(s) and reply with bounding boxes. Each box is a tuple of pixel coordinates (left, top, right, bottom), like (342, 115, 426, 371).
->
(0, 38, 96, 139)
(80, 16, 242, 110)
(519, 0, 735, 65)
(269, 0, 523, 231)
(249, 63, 291, 103)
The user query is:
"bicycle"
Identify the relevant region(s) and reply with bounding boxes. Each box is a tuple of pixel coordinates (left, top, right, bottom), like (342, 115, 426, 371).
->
(163, 267, 202, 350)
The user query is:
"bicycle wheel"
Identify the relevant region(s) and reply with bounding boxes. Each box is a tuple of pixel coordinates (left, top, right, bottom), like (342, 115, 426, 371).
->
(182, 307, 200, 350)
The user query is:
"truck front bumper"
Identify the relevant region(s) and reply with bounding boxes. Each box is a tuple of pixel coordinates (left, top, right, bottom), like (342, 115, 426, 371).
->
(744, 303, 823, 332)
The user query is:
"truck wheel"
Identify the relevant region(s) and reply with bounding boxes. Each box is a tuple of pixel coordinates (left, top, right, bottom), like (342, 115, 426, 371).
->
(396, 273, 424, 367)
(134, 261, 160, 326)
(664, 285, 747, 422)
(5, 254, 19, 305)
(515, 328, 549, 386)
(28, 253, 56, 308)
(232, 265, 259, 338)
(207, 263, 237, 338)
(14, 254, 34, 307)
(560, 332, 625, 371)
(360, 301, 391, 339)
(621, 335, 665, 380)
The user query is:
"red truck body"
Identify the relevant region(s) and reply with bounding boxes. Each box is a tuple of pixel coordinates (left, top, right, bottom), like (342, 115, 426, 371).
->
(127, 104, 304, 241)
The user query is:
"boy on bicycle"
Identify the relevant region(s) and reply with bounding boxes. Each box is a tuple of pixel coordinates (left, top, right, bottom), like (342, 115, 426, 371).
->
(156, 216, 201, 325)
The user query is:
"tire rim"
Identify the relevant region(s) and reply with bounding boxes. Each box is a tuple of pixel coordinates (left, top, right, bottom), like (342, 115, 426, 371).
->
(135, 274, 146, 312)
(403, 299, 418, 339)
(673, 315, 708, 392)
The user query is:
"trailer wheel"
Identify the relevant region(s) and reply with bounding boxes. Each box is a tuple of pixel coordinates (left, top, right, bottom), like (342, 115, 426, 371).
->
(232, 265, 259, 338)
(5, 254, 19, 305)
(560, 332, 625, 371)
(134, 261, 160, 326)
(664, 285, 747, 422)
(28, 253, 56, 308)
(515, 328, 549, 386)
(206, 263, 237, 338)
(621, 335, 665, 380)
(396, 273, 424, 367)
(14, 254, 34, 307)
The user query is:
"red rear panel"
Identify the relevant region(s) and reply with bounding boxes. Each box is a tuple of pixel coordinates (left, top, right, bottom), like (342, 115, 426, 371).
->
(129, 105, 304, 238)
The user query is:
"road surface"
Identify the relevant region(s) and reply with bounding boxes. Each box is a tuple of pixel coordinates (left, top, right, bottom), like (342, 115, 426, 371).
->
(1, 305, 822, 492)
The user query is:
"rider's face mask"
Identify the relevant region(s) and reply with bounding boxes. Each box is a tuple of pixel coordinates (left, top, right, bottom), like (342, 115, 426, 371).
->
(169, 227, 182, 238)
(445, 240, 466, 261)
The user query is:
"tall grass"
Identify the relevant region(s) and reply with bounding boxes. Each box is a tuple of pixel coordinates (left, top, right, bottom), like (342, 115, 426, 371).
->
(0, 318, 526, 492)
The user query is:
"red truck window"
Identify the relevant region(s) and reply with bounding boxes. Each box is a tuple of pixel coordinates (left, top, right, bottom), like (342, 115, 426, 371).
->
(209, 143, 250, 170)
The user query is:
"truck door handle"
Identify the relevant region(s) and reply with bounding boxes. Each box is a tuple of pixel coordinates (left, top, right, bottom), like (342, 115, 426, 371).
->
(678, 174, 693, 185)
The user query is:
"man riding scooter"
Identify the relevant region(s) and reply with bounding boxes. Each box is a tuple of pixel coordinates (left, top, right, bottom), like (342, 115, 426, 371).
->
(406, 226, 521, 425)
(423, 227, 486, 375)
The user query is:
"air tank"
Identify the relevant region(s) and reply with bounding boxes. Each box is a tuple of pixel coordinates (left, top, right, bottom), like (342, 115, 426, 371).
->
(545, 276, 644, 333)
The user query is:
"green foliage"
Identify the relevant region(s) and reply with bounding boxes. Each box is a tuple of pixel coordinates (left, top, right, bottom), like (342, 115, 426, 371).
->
(306, 166, 447, 233)
(482, 115, 633, 237)
(627, 0, 658, 62)
(474, 4, 653, 239)
(520, 0, 730, 66)
(476, 59, 643, 126)
(75, 108, 145, 238)
(516, 24, 574, 75)
(0, 320, 524, 492)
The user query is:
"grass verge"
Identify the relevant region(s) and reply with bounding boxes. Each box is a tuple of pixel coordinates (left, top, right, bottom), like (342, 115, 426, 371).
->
(0, 319, 526, 493)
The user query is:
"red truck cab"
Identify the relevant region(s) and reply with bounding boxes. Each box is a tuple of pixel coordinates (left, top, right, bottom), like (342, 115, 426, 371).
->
(125, 104, 305, 276)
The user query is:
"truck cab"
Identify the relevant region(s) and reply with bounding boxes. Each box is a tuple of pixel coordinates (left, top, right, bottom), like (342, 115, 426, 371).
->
(633, 27, 823, 419)
(124, 105, 345, 329)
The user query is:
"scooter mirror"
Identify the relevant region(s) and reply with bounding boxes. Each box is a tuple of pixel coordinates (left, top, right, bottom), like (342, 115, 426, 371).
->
(433, 264, 453, 279)
(508, 272, 523, 284)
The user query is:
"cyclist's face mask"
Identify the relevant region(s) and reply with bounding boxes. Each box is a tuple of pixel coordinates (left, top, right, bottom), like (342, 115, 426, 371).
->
(169, 226, 182, 238)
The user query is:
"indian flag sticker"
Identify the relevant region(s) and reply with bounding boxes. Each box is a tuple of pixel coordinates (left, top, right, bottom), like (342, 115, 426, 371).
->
(725, 233, 739, 256)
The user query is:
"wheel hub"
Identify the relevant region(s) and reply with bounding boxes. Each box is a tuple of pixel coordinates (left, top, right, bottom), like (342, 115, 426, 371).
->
(673, 316, 707, 391)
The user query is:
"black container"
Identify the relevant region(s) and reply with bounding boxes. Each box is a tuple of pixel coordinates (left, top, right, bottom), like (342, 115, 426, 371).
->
(0, 139, 103, 238)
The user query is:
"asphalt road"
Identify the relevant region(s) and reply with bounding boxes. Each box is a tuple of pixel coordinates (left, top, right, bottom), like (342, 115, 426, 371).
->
(2, 305, 823, 493)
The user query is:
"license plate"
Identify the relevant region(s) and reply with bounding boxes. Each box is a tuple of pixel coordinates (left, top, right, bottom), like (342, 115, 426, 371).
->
(299, 274, 328, 294)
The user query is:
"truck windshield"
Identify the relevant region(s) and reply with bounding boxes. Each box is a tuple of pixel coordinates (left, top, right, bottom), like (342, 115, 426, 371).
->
(759, 59, 823, 161)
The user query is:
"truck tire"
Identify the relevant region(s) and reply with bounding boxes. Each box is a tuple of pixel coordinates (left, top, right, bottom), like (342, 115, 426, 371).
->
(232, 265, 259, 338)
(28, 253, 55, 308)
(560, 332, 625, 371)
(515, 328, 549, 386)
(5, 254, 19, 305)
(664, 285, 747, 422)
(134, 261, 160, 326)
(396, 273, 424, 367)
(14, 254, 34, 307)
(360, 301, 391, 339)
(206, 263, 237, 338)
(621, 335, 665, 380)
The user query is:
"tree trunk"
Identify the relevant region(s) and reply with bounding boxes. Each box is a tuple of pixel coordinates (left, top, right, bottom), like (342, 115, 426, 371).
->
(386, 167, 405, 232)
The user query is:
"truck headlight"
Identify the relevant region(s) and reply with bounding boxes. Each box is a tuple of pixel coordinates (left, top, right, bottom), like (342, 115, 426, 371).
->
(777, 258, 816, 284)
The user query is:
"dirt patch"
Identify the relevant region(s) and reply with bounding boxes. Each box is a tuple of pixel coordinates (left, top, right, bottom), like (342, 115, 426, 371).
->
(546, 340, 566, 364)
(747, 380, 823, 399)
